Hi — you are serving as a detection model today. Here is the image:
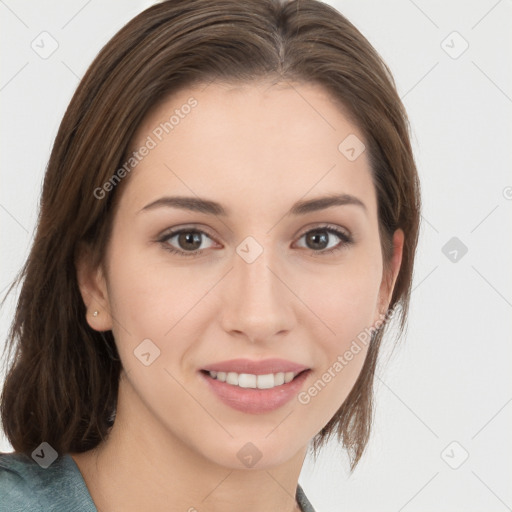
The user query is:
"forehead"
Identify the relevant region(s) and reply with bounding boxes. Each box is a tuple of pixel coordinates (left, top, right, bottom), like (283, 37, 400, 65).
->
(120, 80, 376, 218)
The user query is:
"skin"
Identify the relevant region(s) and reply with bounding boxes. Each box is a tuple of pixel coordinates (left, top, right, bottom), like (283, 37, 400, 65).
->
(72, 80, 403, 512)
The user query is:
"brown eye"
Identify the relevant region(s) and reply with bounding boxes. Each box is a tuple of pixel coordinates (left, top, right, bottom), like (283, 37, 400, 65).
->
(296, 226, 353, 255)
(159, 229, 216, 257)
(175, 231, 203, 251)
(305, 230, 330, 250)
(157, 224, 353, 259)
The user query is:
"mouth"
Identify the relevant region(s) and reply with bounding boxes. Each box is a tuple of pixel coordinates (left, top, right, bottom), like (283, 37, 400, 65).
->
(198, 368, 312, 414)
(200, 368, 310, 390)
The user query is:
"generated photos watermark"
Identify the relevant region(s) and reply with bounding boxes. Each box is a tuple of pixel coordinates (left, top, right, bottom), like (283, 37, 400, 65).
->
(93, 96, 198, 200)
(297, 305, 398, 405)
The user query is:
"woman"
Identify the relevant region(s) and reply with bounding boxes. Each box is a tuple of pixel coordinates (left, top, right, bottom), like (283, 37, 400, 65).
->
(0, 0, 420, 510)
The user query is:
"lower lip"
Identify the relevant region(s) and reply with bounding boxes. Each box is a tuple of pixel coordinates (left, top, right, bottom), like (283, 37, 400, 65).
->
(199, 370, 311, 414)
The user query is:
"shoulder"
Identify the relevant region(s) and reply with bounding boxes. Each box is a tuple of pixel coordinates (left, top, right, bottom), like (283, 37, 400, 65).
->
(0, 452, 44, 511)
(296, 483, 316, 512)
(0, 451, 96, 512)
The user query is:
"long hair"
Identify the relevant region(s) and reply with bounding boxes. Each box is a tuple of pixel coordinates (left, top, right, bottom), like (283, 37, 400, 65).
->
(1, 0, 421, 472)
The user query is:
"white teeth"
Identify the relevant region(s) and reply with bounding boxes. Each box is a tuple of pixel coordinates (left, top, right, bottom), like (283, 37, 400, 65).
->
(208, 370, 301, 389)
(238, 373, 257, 388)
(256, 374, 275, 389)
(274, 372, 285, 386)
(226, 372, 238, 385)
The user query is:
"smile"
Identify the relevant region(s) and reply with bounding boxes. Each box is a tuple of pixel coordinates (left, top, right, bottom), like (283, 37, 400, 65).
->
(199, 369, 311, 414)
(206, 370, 300, 389)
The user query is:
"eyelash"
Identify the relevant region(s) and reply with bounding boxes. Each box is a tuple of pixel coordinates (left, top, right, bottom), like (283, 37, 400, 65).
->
(157, 224, 353, 258)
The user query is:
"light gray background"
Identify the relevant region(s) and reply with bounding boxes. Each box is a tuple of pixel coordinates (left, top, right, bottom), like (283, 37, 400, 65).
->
(1, 1, 511, 511)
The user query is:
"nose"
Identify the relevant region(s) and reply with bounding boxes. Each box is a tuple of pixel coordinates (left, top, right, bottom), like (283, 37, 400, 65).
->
(220, 241, 295, 344)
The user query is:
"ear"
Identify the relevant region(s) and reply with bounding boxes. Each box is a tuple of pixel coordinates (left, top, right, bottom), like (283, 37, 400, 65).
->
(374, 228, 404, 324)
(75, 242, 113, 332)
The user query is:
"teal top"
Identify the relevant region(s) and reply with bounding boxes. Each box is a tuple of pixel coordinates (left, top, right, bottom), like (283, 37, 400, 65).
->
(0, 451, 316, 511)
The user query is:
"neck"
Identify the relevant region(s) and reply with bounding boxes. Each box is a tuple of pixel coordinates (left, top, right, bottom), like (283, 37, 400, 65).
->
(71, 370, 307, 512)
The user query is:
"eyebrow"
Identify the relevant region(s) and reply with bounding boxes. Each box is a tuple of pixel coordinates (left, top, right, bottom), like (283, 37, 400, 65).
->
(138, 193, 367, 216)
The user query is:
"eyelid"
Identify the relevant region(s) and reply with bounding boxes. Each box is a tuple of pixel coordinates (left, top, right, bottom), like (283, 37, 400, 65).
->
(295, 223, 351, 241)
(157, 223, 353, 257)
(292, 224, 353, 255)
(158, 224, 218, 240)
(156, 225, 220, 249)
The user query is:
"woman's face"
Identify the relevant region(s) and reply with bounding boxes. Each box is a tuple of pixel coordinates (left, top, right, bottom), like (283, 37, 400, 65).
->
(80, 80, 403, 470)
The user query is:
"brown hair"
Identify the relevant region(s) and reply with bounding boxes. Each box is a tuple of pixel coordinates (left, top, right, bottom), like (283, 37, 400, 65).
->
(0, 0, 420, 472)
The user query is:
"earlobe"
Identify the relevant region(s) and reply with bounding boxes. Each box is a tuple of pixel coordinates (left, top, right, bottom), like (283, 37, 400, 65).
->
(75, 244, 113, 332)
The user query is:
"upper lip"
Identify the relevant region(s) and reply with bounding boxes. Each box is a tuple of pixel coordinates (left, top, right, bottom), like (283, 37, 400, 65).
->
(201, 358, 310, 375)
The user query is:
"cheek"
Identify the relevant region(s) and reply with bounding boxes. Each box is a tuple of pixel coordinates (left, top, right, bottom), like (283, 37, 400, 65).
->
(296, 316, 371, 435)
(104, 242, 177, 342)
(106, 229, 383, 358)
(104, 241, 218, 371)
(296, 254, 381, 409)
(295, 266, 379, 427)
(304, 257, 382, 343)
